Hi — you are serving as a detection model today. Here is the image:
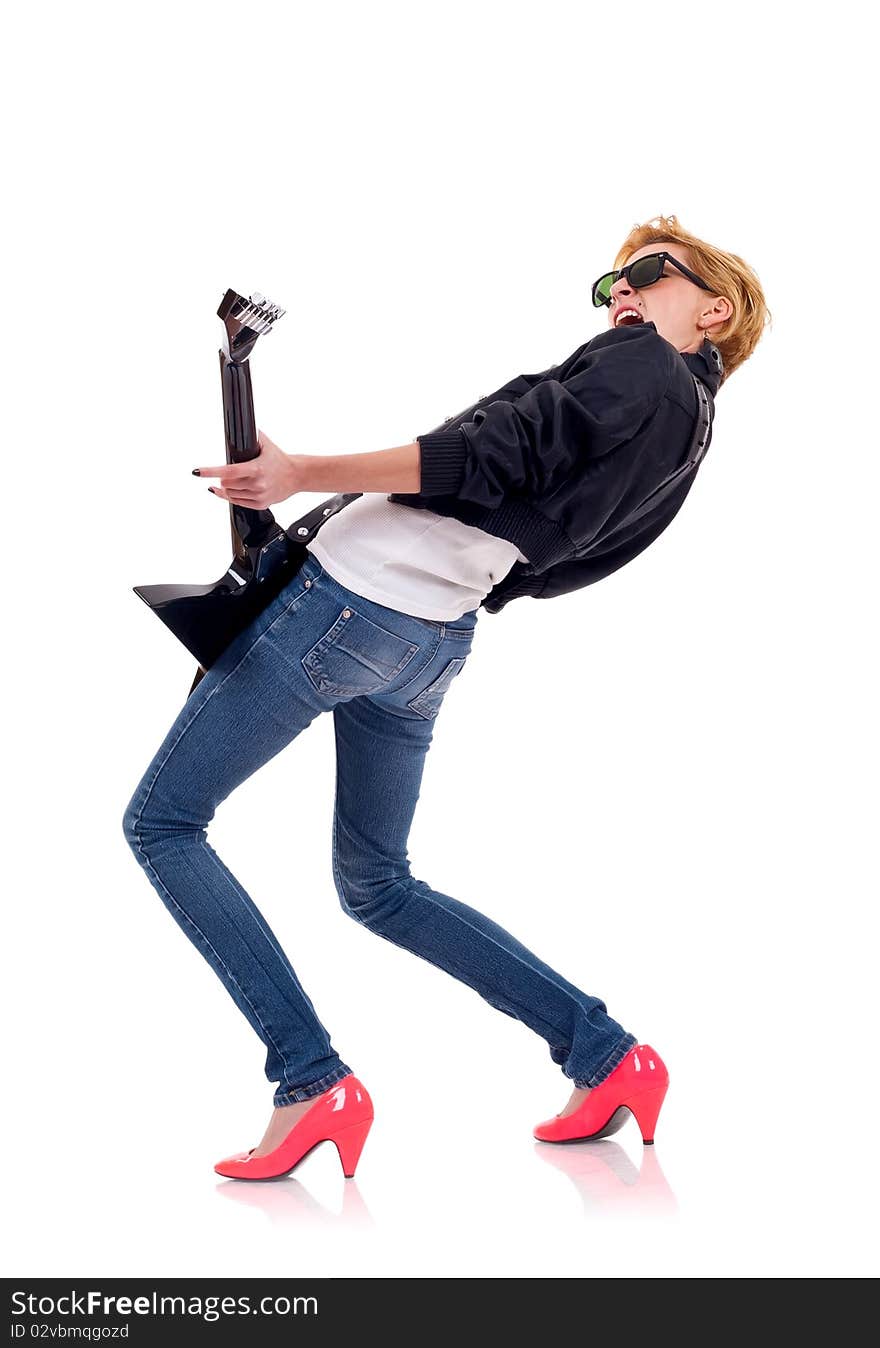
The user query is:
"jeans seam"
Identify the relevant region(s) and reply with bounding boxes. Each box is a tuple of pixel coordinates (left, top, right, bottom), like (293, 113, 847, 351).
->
(129, 841, 295, 1086)
(197, 842, 291, 968)
(331, 714, 348, 912)
(193, 842, 316, 1046)
(352, 876, 577, 1047)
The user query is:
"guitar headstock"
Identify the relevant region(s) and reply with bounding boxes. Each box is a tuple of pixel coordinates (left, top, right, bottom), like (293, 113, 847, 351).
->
(218, 289, 286, 360)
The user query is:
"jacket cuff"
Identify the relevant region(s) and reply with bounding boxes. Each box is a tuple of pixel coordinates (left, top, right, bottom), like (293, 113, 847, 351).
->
(416, 430, 468, 496)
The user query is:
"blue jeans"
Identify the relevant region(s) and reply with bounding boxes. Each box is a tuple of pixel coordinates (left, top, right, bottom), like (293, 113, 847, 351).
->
(122, 549, 636, 1105)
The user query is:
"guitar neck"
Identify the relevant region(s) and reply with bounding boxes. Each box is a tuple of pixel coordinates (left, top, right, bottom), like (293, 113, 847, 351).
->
(215, 288, 287, 569)
(219, 350, 279, 564)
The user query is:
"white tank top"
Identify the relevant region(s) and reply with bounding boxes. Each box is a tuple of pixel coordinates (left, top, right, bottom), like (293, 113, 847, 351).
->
(307, 493, 528, 621)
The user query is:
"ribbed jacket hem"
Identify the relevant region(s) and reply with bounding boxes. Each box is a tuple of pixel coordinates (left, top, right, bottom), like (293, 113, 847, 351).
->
(416, 430, 468, 495)
(481, 571, 547, 612)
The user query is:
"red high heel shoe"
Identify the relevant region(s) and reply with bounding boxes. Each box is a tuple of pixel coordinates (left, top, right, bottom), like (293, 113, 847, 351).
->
(533, 1044, 669, 1145)
(214, 1075, 374, 1180)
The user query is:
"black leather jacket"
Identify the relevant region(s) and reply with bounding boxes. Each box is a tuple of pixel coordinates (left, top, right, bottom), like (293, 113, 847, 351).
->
(388, 322, 723, 613)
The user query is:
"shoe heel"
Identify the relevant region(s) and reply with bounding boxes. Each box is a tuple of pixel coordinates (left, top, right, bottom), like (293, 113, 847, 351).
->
(333, 1118, 373, 1178)
(626, 1085, 668, 1144)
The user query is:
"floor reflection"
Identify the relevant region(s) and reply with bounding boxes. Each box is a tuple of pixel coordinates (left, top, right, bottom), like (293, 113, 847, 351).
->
(534, 1140, 678, 1216)
(215, 1173, 375, 1227)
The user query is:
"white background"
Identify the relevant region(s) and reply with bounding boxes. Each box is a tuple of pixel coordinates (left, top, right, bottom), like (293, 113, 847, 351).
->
(3, 0, 877, 1280)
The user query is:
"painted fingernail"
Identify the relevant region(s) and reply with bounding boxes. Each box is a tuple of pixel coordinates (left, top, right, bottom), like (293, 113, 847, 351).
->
(191, 469, 201, 476)
(208, 487, 216, 494)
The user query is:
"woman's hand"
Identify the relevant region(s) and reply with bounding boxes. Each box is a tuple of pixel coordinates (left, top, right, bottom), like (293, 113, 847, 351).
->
(193, 430, 299, 508)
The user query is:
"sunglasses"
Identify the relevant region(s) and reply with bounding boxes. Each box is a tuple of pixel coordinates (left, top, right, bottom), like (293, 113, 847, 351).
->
(591, 251, 714, 308)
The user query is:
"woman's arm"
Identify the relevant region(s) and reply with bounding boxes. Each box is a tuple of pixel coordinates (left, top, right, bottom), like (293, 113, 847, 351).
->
(194, 433, 421, 508)
(288, 440, 421, 495)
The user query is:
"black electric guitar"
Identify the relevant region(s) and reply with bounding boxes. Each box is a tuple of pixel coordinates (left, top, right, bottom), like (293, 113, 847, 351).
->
(133, 288, 361, 695)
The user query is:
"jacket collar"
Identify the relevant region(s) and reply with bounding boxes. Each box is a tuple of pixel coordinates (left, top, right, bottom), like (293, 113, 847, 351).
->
(679, 334, 723, 395)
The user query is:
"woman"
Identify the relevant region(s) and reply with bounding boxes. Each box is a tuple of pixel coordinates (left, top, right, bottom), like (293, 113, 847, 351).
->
(123, 215, 770, 1180)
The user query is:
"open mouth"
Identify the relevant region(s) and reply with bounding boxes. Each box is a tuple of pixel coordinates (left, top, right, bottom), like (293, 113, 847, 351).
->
(614, 308, 645, 327)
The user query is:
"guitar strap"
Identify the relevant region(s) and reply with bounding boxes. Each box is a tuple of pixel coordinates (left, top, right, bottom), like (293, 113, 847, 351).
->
(282, 373, 714, 565)
(284, 490, 364, 550)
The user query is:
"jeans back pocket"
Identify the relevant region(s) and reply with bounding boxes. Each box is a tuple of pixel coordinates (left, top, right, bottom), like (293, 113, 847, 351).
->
(406, 656, 468, 720)
(303, 605, 419, 697)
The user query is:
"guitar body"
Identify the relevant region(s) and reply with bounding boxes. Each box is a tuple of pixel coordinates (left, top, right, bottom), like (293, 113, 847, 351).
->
(133, 534, 309, 674)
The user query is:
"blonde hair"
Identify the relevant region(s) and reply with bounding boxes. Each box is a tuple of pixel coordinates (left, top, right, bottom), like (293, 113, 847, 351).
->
(613, 214, 772, 386)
